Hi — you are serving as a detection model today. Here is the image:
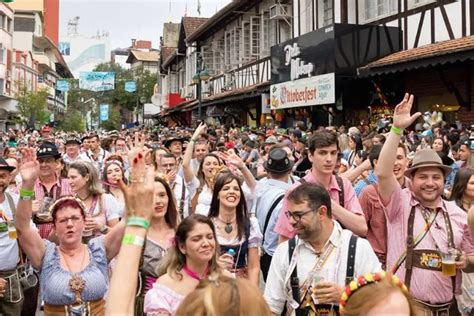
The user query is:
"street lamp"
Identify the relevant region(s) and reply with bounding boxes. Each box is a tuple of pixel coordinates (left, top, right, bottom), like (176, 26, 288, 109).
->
(194, 53, 209, 121)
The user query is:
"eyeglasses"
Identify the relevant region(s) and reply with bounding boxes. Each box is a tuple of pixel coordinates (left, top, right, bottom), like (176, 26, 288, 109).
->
(56, 215, 83, 225)
(285, 209, 315, 222)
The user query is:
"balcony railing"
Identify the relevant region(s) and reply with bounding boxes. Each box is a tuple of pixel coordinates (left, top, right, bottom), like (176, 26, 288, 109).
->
(206, 56, 271, 97)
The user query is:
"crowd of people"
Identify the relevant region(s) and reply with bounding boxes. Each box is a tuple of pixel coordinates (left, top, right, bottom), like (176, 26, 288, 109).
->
(0, 93, 473, 316)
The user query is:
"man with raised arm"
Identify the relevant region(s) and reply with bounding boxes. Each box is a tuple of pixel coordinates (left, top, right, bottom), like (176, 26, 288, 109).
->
(376, 93, 474, 315)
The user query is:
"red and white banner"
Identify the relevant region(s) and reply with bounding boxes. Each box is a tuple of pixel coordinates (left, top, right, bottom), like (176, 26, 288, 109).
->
(270, 73, 335, 110)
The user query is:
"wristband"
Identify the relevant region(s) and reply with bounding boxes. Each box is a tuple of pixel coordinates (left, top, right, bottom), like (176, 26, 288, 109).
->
(122, 233, 145, 247)
(190, 138, 196, 144)
(19, 196, 35, 201)
(20, 188, 35, 197)
(390, 126, 403, 136)
(127, 217, 150, 229)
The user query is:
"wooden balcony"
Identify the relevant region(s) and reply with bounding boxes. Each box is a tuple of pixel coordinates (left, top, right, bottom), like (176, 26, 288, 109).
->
(206, 56, 271, 98)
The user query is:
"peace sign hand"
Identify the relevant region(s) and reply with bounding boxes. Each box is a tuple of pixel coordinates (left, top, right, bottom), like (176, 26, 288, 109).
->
(393, 93, 421, 130)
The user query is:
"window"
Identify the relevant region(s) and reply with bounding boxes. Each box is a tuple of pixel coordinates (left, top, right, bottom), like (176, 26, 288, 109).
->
(364, 0, 397, 21)
(303, 0, 313, 34)
(322, 0, 333, 26)
(250, 16, 261, 58)
(0, 15, 4, 30)
(212, 39, 224, 75)
(261, 12, 271, 58)
(0, 45, 3, 64)
(241, 21, 251, 63)
(0, 79, 4, 95)
(231, 27, 241, 67)
(224, 31, 231, 71)
(201, 46, 214, 76)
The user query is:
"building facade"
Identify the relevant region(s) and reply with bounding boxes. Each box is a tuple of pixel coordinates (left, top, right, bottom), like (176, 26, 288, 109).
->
(0, 3, 16, 130)
(160, 0, 293, 127)
(289, 0, 474, 127)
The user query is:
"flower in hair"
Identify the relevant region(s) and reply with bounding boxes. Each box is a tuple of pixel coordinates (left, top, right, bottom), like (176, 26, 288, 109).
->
(339, 271, 408, 314)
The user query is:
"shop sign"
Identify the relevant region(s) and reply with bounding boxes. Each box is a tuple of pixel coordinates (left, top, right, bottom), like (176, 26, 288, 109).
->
(284, 43, 314, 81)
(270, 73, 335, 110)
(261, 93, 271, 114)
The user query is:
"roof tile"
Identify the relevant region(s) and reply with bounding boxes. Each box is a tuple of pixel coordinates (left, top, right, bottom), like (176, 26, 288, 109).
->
(365, 36, 474, 69)
(182, 17, 209, 38)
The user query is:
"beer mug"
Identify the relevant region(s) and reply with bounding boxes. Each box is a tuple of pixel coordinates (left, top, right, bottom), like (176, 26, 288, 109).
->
(440, 249, 457, 277)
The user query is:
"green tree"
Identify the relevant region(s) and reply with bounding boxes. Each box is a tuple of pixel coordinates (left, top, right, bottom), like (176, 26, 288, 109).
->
(100, 105, 121, 131)
(58, 108, 86, 132)
(16, 82, 50, 128)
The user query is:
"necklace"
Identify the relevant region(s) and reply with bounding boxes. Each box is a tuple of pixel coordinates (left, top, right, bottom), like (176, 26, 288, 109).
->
(183, 264, 208, 281)
(217, 217, 235, 234)
(59, 245, 87, 304)
(76, 193, 91, 202)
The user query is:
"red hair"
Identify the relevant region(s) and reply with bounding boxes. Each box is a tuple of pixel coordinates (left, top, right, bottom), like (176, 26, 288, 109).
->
(51, 196, 86, 223)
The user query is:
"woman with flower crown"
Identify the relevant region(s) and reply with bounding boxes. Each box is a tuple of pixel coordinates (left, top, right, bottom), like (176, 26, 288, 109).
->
(183, 123, 257, 216)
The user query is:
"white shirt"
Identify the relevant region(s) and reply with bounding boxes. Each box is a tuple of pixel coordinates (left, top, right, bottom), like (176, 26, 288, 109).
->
(62, 152, 92, 165)
(264, 221, 381, 315)
(0, 193, 35, 271)
(171, 175, 192, 218)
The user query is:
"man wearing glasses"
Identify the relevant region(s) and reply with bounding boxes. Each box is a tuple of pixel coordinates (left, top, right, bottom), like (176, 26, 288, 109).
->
(264, 183, 381, 316)
(274, 130, 367, 242)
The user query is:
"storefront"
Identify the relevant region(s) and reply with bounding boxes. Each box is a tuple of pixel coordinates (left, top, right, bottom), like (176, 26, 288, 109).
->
(269, 23, 401, 129)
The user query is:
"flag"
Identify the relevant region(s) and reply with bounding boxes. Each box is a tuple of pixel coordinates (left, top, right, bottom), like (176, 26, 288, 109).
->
(197, 0, 201, 15)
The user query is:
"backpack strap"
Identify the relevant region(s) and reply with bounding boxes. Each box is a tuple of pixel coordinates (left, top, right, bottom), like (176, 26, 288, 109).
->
(335, 175, 344, 206)
(345, 235, 358, 285)
(261, 194, 285, 246)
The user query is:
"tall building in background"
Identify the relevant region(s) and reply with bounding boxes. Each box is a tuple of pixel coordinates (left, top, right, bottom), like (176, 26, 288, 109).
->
(10, 0, 59, 45)
(59, 16, 110, 78)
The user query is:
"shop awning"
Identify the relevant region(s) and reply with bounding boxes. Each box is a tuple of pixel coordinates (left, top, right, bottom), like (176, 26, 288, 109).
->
(358, 36, 474, 77)
(202, 82, 270, 107)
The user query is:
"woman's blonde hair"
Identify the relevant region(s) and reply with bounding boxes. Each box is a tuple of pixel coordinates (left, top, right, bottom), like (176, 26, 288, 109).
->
(156, 214, 221, 279)
(176, 274, 272, 316)
(69, 161, 104, 196)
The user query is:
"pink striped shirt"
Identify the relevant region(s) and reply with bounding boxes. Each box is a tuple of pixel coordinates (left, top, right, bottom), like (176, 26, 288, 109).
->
(385, 185, 474, 303)
(274, 170, 363, 239)
(33, 177, 73, 238)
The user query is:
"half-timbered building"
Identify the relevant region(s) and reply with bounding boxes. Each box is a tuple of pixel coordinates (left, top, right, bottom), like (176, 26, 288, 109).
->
(289, 0, 474, 126)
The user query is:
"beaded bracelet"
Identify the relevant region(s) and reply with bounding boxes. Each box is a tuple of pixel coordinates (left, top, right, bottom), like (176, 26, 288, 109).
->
(126, 217, 150, 229)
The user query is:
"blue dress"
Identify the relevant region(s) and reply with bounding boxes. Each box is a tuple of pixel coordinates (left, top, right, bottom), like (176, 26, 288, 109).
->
(39, 237, 109, 305)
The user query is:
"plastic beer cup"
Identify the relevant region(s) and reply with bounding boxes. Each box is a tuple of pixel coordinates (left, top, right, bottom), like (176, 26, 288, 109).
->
(441, 249, 457, 277)
(7, 220, 17, 239)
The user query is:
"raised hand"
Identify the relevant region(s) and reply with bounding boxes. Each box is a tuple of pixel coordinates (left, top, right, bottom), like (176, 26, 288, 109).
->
(19, 147, 39, 186)
(393, 93, 421, 129)
(192, 122, 207, 141)
(218, 151, 244, 170)
(119, 133, 154, 221)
